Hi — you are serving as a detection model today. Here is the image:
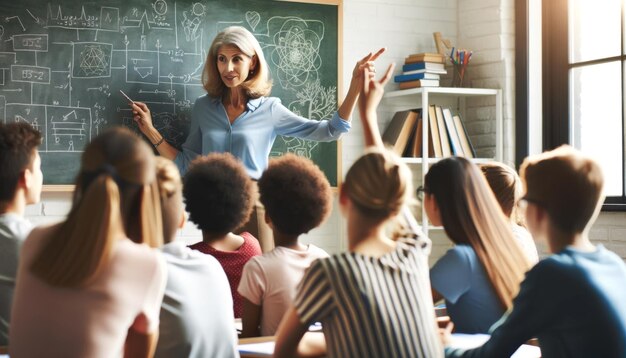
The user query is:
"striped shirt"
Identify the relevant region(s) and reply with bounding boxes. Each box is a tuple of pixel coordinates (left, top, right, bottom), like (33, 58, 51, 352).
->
(294, 236, 443, 358)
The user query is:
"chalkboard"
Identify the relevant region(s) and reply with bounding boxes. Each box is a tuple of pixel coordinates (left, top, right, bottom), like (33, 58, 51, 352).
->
(0, 0, 340, 186)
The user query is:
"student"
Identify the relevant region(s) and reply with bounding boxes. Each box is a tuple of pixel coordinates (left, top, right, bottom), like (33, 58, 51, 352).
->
(184, 153, 261, 318)
(480, 161, 539, 263)
(153, 157, 238, 358)
(274, 66, 443, 358)
(9, 127, 166, 357)
(238, 153, 331, 337)
(0, 122, 42, 346)
(445, 145, 626, 358)
(425, 157, 531, 334)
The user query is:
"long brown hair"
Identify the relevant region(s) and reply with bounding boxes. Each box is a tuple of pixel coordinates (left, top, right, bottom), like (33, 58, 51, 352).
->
(30, 128, 162, 287)
(425, 157, 530, 309)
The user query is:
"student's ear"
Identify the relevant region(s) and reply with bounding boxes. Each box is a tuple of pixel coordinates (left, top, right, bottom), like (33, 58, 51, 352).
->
(264, 211, 274, 229)
(178, 211, 187, 229)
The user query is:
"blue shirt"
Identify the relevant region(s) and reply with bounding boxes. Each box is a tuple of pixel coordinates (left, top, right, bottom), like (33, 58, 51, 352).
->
(430, 245, 505, 334)
(174, 95, 351, 178)
(445, 245, 626, 358)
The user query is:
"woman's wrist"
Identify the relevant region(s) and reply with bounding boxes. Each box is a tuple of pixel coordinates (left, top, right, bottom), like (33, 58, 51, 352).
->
(144, 127, 163, 146)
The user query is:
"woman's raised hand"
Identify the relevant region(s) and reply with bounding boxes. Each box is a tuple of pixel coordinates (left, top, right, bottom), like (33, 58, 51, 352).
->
(351, 48, 386, 90)
(131, 102, 154, 135)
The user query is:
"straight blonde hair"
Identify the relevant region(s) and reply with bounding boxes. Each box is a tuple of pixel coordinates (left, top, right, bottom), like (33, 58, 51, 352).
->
(30, 128, 162, 287)
(202, 26, 272, 98)
(425, 157, 530, 309)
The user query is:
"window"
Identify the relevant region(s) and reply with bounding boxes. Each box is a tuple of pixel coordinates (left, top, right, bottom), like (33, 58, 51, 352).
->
(519, 0, 626, 210)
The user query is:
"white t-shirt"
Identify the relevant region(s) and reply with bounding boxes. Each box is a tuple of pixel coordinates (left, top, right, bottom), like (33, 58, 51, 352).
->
(156, 241, 238, 358)
(238, 244, 329, 336)
(10, 230, 166, 358)
(511, 223, 539, 264)
(0, 213, 33, 345)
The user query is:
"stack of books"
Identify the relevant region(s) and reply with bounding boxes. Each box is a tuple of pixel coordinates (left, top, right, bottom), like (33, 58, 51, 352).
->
(394, 53, 447, 90)
(382, 105, 476, 158)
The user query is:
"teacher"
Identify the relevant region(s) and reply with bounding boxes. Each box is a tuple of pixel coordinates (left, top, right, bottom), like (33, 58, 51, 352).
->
(131, 26, 383, 250)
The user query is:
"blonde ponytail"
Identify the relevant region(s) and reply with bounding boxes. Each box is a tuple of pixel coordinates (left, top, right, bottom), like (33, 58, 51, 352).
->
(31, 174, 123, 287)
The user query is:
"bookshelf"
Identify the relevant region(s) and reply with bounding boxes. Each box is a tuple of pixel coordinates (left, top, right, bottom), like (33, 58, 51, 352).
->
(382, 87, 503, 234)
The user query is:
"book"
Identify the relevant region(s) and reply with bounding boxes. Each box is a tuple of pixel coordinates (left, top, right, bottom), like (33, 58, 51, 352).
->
(435, 106, 452, 157)
(442, 107, 465, 156)
(404, 68, 447, 75)
(382, 110, 419, 155)
(402, 62, 446, 72)
(453, 114, 476, 158)
(394, 72, 441, 82)
(428, 106, 443, 157)
(405, 52, 445, 64)
(411, 112, 435, 158)
(399, 79, 440, 90)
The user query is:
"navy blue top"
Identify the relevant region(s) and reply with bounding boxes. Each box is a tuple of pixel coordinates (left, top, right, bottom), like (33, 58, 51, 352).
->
(446, 245, 626, 358)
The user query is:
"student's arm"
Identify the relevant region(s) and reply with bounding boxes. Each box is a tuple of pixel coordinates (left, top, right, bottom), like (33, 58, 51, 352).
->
(238, 259, 265, 337)
(241, 298, 262, 338)
(124, 322, 158, 358)
(338, 48, 386, 121)
(273, 307, 325, 358)
(357, 63, 396, 149)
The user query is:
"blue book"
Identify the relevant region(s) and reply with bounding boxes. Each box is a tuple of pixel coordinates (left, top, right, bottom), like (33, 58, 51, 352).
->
(402, 62, 445, 72)
(394, 72, 440, 82)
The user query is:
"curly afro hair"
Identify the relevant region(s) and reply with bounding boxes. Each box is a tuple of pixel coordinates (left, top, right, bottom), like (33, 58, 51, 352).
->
(258, 153, 332, 236)
(183, 153, 255, 235)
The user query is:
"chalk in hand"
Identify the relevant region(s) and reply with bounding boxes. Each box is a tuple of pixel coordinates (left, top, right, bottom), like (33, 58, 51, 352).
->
(119, 90, 135, 104)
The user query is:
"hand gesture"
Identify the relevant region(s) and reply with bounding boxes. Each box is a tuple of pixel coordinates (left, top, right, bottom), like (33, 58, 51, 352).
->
(351, 48, 386, 91)
(131, 102, 154, 135)
(357, 63, 395, 148)
(358, 63, 395, 120)
(438, 321, 454, 348)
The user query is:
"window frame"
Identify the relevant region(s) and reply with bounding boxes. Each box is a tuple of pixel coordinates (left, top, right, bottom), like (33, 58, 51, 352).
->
(516, 0, 626, 211)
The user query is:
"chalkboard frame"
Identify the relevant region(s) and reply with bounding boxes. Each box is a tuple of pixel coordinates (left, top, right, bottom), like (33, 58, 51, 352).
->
(37, 0, 344, 191)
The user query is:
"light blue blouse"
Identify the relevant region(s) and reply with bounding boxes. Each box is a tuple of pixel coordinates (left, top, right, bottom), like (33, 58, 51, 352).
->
(174, 95, 351, 178)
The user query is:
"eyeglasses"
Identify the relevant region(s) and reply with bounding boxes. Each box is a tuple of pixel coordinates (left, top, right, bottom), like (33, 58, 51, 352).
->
(416, 186, 429, 202)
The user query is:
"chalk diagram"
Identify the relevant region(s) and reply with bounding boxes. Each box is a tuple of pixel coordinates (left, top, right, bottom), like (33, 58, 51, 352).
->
(0, 2, 336, 170)
(259, 16, 336, 159)
(0, 1, 210, 153)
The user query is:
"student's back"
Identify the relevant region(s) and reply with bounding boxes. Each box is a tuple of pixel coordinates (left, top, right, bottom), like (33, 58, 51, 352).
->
(296, 235, 440, 358)
(0, 122, 42, 345)
(157, 243, 237, 358)
(239, 153, 331, 337)
(10, 231, 165, 357)
(153, 157, 238, 358)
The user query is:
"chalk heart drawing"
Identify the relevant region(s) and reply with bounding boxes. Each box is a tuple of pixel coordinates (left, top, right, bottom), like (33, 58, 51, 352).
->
(245, 11, 260, 31)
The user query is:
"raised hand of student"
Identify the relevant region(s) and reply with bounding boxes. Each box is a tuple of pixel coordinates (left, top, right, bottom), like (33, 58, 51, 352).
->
(357, 63, 395, 148)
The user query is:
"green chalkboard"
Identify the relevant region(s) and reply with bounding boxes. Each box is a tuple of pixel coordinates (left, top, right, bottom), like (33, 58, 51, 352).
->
(0, 0, 340, 186)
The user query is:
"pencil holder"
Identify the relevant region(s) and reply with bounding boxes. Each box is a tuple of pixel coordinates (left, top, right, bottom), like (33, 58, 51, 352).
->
(451, 63, 466, 87)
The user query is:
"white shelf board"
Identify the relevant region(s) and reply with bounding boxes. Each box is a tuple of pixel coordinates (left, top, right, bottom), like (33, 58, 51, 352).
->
(384, 86, 500, 99)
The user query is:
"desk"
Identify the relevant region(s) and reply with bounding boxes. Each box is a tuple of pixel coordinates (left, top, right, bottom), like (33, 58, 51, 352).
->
(239, 332, 325, 358)
(238, 334, 541, 358)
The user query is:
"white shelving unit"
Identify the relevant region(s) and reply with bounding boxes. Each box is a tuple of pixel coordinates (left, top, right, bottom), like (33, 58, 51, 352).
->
(382, 86, 503, 234)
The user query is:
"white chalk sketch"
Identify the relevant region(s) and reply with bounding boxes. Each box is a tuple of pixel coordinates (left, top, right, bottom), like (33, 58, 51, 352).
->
(289, 79, 336, 121)
(75, 43, 111, 77)
(271, 137, 318, 159)
(266, 17, 324, 90)
(245, 11, 260, 31)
